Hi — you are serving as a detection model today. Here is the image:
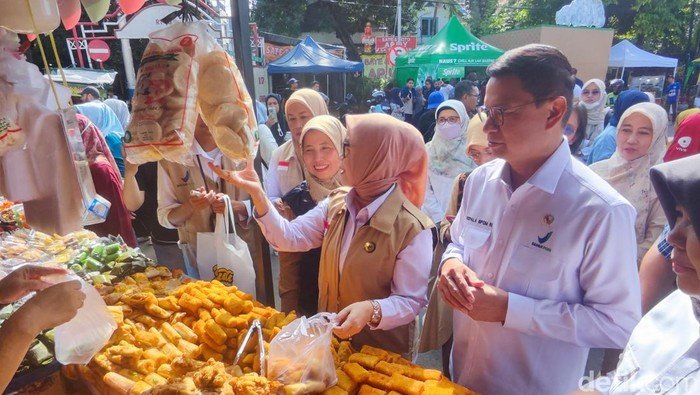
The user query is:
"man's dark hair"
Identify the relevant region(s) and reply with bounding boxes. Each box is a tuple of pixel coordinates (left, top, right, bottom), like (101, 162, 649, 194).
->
(455, 80, 477, 101)
(406, 78, 414, 84)
(312, 80, 320, 86)
(487, 44, 574, 113)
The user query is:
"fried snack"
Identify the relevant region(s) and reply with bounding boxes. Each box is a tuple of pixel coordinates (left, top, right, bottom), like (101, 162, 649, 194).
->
(178, 293, 203, 315)
(336, 368, 358, 393)
(322, 386, 349, 395)
(231, 373, 283, 395)
(358, 384, 387, 395)
(337, 341, 355, 364)
(160, 323, 182, 344)
(143, 349, 168, 366)
(343, 362, 369, 384)
(161, 343, 183, 360)
(349, 353, 381, 369)
(389, 373, 424, 395)
(144, 303, 171, 319)
(201, 332, 227, 354)
(147, 328, 168, 347)
(177, 339, 200, 358)
(360, 345, 389, 361)
(403, 366, 443, 382)
(204, 319, 227, 345)
(199, 344, 224, 362)
(156, 364, 173, 379)
(283, 381, 327, 395)
(135, 331, 162, 349)
(143, 373, 168, 387)
(366, 371, 393, 391)
(130, 380, 152, 394)
(173, 322, 199, 344)
(103, 372, 136, 394)
(135, 359, 156, 375)
(424, 379, 478, 395)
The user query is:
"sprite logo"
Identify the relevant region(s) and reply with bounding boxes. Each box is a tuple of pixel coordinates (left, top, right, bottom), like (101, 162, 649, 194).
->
(450, 43, 490, 52)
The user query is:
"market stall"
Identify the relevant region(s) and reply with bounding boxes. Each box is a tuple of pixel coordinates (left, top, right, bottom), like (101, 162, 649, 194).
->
(608, 39, 678, 84)
(394, 16, 503, 84)
(0, 2, 478, 394)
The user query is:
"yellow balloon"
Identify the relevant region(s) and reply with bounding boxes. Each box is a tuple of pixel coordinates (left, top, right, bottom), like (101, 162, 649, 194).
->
(81, 0, 110, 23)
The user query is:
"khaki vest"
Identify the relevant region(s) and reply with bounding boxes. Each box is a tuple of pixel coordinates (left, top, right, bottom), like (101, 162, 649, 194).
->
(160, 156, 259, 258)
(274, 140, 306, 196)
(319, 186, 433, 355)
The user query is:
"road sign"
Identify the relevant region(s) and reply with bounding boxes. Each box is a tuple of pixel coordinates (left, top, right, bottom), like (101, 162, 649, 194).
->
(386, 45, 407, 67)
(88, 39, 111, 63)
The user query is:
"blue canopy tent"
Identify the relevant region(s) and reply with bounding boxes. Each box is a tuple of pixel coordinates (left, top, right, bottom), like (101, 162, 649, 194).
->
(268, 36, 364, 74)
(268, 36, 363, 101)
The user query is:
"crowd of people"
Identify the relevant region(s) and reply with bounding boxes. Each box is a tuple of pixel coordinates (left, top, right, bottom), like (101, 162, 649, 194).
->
(3, 42, 700, 395)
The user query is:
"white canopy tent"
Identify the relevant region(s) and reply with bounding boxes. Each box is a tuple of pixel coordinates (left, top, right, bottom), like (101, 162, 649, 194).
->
(608, 39, 678, 77)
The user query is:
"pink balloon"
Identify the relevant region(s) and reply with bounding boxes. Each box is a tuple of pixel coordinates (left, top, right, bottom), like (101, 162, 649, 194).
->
(118, 0, 146, 15)
(57, 0, 81, 30)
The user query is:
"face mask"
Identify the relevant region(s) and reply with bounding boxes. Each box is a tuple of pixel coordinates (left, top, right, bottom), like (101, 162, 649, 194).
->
(436, 122, 463, 140)
(582, 100, 601, 111)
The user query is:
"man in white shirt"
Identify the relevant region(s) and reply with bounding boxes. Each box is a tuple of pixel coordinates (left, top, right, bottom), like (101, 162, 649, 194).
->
(438, 44, 641, 395)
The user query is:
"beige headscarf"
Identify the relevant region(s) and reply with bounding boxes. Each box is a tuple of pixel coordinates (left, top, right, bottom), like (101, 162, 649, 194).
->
(466, 114, 488, 152)
(590, 102, 668, 242)
(300, 115, 346, 202)
(582, 79, 608, 141)
(276, 89, 331, 187)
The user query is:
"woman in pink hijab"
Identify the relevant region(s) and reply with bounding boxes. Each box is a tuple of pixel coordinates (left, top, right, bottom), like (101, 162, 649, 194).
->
(211, 113, 434, 355)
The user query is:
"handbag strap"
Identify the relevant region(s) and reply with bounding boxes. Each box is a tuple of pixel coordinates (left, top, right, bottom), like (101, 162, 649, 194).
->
(221, 195, 239, 238)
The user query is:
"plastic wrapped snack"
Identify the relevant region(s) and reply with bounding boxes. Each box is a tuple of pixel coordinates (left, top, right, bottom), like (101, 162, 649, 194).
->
(124, 23, 200, 164)
(267, 313, 338, 393)
(197, 50, 256, 160)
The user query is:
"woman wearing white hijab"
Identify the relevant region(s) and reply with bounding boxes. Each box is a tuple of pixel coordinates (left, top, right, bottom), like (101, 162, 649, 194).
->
(421, 100, 476, 223)
(590, 102, 668, 264)
(581, 79, 610, 143)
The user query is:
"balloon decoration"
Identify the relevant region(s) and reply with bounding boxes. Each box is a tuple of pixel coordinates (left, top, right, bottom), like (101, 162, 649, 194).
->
(166, 0, 183, 5)
(117, 0, 146, 15)
(57, 0, 81, 30)
(80, 0, 110, 23)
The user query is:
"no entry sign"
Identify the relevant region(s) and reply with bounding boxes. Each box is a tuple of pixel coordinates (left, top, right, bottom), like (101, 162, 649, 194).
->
(88, 39, 111, 63)
(386, 45, 407, 67)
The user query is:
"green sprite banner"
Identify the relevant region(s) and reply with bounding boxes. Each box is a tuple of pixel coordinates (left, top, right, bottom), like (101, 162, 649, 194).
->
(395, 16, 504, 84)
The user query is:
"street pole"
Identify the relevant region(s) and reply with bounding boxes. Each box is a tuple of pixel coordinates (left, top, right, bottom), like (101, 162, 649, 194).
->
(397, 0, 402, 41)
(230, 0, 256, 99)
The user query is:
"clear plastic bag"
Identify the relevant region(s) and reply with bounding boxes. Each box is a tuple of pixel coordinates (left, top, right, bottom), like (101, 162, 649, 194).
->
(267, 313, 338, 394)
(124, 22, 201, 165)
(49, 274, 117, 365)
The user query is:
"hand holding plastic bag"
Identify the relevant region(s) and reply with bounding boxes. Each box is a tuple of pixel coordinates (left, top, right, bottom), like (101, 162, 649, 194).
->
(267, 313, 338, 394)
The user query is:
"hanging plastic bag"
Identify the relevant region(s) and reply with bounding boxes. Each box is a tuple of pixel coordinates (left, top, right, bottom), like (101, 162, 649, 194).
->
(196, 36, 256, 160)
(267, 313, 338, 394)
(196, 195, 256, 295)
(124, 22, 200, 165)
(46, 273, 117, 365)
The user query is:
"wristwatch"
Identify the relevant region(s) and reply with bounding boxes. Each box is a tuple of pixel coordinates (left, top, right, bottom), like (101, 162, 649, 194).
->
(369, 300, 382, 327)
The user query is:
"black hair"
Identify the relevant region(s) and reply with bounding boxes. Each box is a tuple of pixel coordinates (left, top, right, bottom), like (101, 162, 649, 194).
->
(406, 78, 414, 84)
(487, 44, 574, 115)
(455, 80, 477, 101)
(312, 81, 320, 86)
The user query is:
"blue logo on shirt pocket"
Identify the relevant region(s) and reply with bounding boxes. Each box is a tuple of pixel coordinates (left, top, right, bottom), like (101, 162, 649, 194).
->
(537, 231, 553, 244)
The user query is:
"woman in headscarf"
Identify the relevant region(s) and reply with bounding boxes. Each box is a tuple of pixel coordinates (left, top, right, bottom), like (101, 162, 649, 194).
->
(590, 102, 667, 264)
(422, 100, 476, 224)
(274, 115, 346, 316)
(419, 114, 496, 375)
(265, 94, 288, 147)
(263, 88, 329, 313)
(587, 90, 650, 164)
(75, 101, 126, 176)
(423, 78, 435, 101)
(77, 114, 137, 247)
(598, 154, 700, 394)
(211, 113, 433, 355)
(580, 79, 609, 143)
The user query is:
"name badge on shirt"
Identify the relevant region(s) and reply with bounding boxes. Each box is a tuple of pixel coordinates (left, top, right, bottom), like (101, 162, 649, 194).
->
(278, 160, 290, 172)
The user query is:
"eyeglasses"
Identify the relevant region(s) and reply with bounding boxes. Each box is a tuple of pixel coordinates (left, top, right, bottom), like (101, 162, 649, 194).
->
(477, 97, 555, 127)
(437, 116, 461, 126)
(582, 90, 601, 96)
(342, 138, 350, 158)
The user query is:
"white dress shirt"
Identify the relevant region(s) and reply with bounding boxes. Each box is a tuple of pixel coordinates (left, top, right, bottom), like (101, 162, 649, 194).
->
(256, 185, 432, 331)
(443, 139, 641, 395)
(157, 141, 251, 229)
(423, 169, 456, 224)
(600, 290, 700, 394)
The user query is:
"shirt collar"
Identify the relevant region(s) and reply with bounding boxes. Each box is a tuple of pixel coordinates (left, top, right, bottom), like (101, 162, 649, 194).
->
(488, 138, 571, 194)
(346, 184, 396, 221)
(192, 140, 222, 162)
(527, 138, 571, 194)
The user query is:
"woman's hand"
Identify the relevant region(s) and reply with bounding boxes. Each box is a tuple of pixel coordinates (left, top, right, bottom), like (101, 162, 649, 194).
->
(0, 265, 69, 305)
(333, 301, 374, 339)
(209, 158, 262, 196)
(13, 281, 85, 335)
(210, 159, 269, 217)
(189, 187, 216, 211)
